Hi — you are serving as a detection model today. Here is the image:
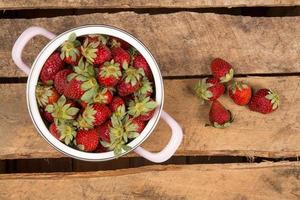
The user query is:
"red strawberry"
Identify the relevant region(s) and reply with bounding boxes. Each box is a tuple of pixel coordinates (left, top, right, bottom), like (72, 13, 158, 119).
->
(49, 123, 60, 140)
(93, 88, 113, 104)
(79, 101, 88, 109)
(110, 96, 125, 112)
(64, 79, 85, 99)
(135, 77, 153, 97)
(94, 143, 108, 153)
(43, 110, 54, 123)
(86, 34, 108, 45)
(210, 58, 234, 83)
(54, 69, 72, 94)
(133, 54, 153, 81)
(249, 89, 279, 114)
(60, 33, 81, 66)
(195, 78, 225, 101)
(36, 85, 59, 107)
(49, 122, 77, 145)
(81, 39, 111, 65)
(76, 129, 99, 152)
(117, 64, 144, 96)
(96, 120, 112, 142)
(111, 47, 130, 68)
(209, 100, 232, 128)
(40, 52, 64, 84)
(77, 103, 111, 129)
(128, 96, 157, 121)
(228, 81, 252, 106)
(131, 118, 146, 133)
(109, 36, 130, 50)
(98, 60, 122, 87)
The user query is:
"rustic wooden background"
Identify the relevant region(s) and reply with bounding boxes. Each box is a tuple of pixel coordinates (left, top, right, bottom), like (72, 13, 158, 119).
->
(0, 1, 300, 199)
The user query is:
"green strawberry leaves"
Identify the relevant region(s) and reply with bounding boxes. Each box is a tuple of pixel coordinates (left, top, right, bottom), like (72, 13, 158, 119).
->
(266, 90, 280, 110)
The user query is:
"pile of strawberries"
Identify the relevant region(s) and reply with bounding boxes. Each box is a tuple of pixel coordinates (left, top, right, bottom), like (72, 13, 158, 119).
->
(36, 33, 157, 155)
(195, 58, 280, 128)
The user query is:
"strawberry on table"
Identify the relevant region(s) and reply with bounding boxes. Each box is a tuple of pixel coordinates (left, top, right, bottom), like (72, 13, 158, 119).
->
(249, 89, 279, 114)
(209, 100, 233, 128)
(210, 58, 234, 83)
(228, 81, 252, 106)
(76, 129, 100, 152)
(54, 69, 73, 95)
(81, 39, 111, 66)
(195, 77, 225, 101)
(36, 85, 59, 107)
(40, 52, 64, 84)
(60, 33, 81, 66)
(98, 60, 122, 87)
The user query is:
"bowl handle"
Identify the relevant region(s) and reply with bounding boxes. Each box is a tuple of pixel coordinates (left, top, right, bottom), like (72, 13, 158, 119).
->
(12, 26, 56, 75)
(134, 110, 183, 163)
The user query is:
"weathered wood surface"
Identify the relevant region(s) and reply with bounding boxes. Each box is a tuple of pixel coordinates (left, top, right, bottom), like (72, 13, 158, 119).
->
(0, 162, 299, 199)
(2, 12, 300, 77)
(0, 76, 299, 159)
(1, 0, 300, 9)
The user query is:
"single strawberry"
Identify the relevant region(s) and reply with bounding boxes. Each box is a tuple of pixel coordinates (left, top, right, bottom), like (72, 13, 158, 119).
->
(45, 95, 80, 124)
(93, 88, 113, 104)
(210, 58, 234, 83)
(64, 59, 99, 102)
(128, 96, 157, 120)
(249, 89, 279, 114)
(77, 103, 111, 129)
(36, 85, 59, 107)
(131, 118, 146, 133)
(54, 69, 72, 94)
(60, 33, 81, 66)
(81, 39, 111, 65)
(117, 64, 144, 96)
(96, 120, 112, 143)
(195, 78, 225, 101)
(40, 52, 64, 84)
(135, 77, 153, 97)
(209, 100, 233, 128)
(43, 110, 54, 123)
(109, 36, 130, 50)
(98, 60, 122, 87)
(110, 96, 125, 112)
(133, 54, 153, 81)
(76, 129, 100, 152)
(135, 109, 155, 121)
(49, 123, 60, 140)
(111, 47, 130, 69)
(228, 81, 252, 106)
(49, 122, 77, 145)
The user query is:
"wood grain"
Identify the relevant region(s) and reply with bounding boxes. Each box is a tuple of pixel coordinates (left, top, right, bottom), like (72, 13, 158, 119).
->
(2, 12, 300, 77)
(0, 162, 299, 199)
(1, 0, 300, 9)
(0, 76, 299, 159)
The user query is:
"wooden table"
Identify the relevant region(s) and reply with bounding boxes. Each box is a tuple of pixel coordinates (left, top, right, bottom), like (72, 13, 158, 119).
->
(0, 1, 300, 199)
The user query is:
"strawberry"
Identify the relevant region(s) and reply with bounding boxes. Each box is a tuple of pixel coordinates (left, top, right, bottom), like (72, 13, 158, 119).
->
(49, 122, 77, 145)
(98, 60, 122, 87)
(135, 78, 153, 97)
(131, 118, 146, 133)
(209, 100, 233, 128)
(111, 47, 130, 69)
(93, 88, 113, 104)
(77, 103, 111, 129)
(76, 129, 99, 152)
(86, 34, 108, 45)
(49, 123, 60, 140)
(110, 96, 125, 112)
(128, 96, 157, 120)
(96, 120, 112, 143)
(249, 89, 279, 114)
(195, 78, 225, 101)
(60, 33, 81, 66)
(94, 143, 108, 153)
(54, 69, 72, 94)
(109, 36, 130, 50)
(45, 95, 80, 124)
(64, 59, 99, 102)
(228, 81, 252, 106)
(43, 110, 54, 123)
(81, 39, 111, 65)
(40, 52, 64, 84)
(117, 64, 144, 96)
(135, 109, 155, 121)
(36, 85, 59, 107)
(210, 58, 234, 83)
(133, 54, 153, 81)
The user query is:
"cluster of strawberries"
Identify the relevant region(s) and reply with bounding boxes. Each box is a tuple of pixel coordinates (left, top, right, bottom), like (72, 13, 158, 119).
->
(195, 58, 280, 128)
(36, 33, 157, 155)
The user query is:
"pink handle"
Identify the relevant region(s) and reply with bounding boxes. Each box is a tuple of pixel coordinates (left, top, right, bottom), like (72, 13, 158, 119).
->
(134, 110, 183, 163)
(12, 26, 56, 75)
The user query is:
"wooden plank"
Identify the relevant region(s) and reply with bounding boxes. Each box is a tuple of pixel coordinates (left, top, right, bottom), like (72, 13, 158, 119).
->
(0, 76, 299, 159)
(73, 158, 130, 171)
(2, 12, 300, 77)
(1, 0, 300, 10)
(0, 162, 299, 199)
